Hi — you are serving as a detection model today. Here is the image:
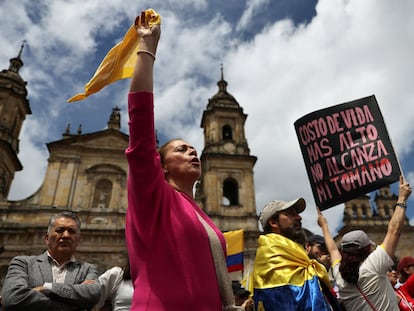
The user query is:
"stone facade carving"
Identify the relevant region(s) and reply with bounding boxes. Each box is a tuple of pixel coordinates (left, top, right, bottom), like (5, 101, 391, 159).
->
(0, 52, 412, 290)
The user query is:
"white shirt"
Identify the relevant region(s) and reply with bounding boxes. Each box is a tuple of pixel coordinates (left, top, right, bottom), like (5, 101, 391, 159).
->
(43, 252, 75, 289)
(94, 266, 132, 311)
(111, 279, 133, 311)
(333, 245, 398, 311)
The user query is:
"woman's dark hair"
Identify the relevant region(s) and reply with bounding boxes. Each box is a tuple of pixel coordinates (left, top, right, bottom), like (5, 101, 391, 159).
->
(339, 244, 371, 283)
(158, 138, 182, 164)
(122, 258, 131, 281)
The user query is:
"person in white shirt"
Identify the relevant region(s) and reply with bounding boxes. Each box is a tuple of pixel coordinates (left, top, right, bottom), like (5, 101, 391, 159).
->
(319, 176, 411, 311)
(94, 258, 133, 311)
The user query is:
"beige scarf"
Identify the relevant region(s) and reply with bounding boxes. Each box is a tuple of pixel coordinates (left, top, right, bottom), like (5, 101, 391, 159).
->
(196, 213, 238, 311)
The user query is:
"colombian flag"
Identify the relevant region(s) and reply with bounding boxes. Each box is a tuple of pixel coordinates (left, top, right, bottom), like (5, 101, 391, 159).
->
(253, 233, 332, 311)
(67, 9, 161, 102)
(223, 229, 244, 272)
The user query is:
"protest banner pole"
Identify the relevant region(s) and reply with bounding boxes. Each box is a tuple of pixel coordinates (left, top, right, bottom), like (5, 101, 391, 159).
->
(395, 153, 406, 181)
(388, 130, 405, 181)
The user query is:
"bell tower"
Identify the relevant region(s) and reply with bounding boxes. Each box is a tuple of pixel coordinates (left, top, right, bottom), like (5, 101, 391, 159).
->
(196, 66, 258, 268)
(0, 42, 32, 199)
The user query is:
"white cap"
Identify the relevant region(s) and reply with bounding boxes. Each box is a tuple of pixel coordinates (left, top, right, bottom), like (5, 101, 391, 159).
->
(259, 198, 306, 229)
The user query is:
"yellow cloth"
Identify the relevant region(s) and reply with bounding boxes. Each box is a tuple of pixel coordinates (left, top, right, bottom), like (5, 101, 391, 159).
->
(240, 270, 254, 298)
(223, 229, 244, 256)
(67, 9, 161, 102)
(253, 233, 331, 289)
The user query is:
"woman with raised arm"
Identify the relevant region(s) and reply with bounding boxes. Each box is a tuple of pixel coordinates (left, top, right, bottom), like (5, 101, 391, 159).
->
(125, 10, 237, 311)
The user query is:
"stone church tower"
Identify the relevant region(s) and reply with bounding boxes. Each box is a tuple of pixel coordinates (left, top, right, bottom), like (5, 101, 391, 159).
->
(0, 42, 31, 200)
(195, 67, 259, 273)
(0, 53, 260, 286)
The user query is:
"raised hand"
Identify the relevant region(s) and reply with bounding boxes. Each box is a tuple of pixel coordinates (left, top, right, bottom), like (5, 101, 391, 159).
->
(130, 10, 161, 92)
(398, 175, 412, 202)
(316, 206, 327, 229)
(135, 10, 160, 55)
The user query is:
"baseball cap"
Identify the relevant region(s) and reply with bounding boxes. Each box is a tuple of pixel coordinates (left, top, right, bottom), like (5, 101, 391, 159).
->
(259, 198, 306, 229)
(398, 256, 414, 273)
(341, 230, 371, 252)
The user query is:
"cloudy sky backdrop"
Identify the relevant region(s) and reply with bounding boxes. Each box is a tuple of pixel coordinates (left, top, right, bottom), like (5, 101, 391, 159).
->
(2, 0, 414, 235)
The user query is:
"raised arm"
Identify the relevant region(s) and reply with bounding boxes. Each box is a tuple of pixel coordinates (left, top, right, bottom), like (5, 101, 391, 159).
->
(382, 175, 412, 257)
(129, 11, 160, 93)
(317, 208, 342, 265)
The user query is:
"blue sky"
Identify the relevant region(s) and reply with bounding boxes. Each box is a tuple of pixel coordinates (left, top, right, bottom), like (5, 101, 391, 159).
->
(1, 0, 414, 235)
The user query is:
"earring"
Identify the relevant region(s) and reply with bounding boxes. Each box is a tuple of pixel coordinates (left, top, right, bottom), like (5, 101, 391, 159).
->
(163, 169, 168, 174)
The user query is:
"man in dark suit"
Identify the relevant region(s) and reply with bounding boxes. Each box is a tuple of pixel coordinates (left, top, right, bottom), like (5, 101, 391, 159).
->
(1, 211, 100, 310)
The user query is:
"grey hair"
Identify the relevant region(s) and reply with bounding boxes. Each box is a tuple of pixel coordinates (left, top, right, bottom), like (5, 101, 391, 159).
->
(47, 211, 81, 233)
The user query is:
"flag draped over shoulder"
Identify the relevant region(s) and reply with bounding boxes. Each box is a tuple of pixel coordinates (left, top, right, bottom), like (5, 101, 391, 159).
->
(67, 9, 161, 102)
(223, 229, 244, 272)
(253, 233, 331, 311)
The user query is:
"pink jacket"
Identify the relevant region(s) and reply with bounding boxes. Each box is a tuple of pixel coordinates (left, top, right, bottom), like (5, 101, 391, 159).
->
(125, 92, 225, 310)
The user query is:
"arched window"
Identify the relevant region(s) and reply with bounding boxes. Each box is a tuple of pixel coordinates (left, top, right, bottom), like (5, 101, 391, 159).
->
(385, 205, 391, 217)
(222, 125, 232, 140)
(352, 206, 358, 218)
(222, 178, 239, 206)
(93, 178, 112, 209)
(362, 206, 367, 218)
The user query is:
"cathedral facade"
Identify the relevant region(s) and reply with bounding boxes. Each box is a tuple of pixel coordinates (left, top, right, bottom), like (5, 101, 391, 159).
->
(1, 49, 413, 289)
(0, 51, 259, 285)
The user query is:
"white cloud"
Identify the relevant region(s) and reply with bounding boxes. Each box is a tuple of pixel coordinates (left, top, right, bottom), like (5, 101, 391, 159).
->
(7, 118, 49, 200)
(236, 0, 270, 32)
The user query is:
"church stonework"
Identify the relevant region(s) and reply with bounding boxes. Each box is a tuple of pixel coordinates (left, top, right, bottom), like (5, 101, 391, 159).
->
(0, 42, 31, 200)
(0, 53, 260, 287)
(337, 185, 414, 259)
(0, 49, 413, 290)
(195, 68, 259, 276)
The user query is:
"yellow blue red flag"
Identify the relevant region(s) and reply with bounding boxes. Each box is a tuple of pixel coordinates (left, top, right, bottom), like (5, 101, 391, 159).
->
(67, 9, 161, 102)
(253, 233, 331, 310)
(223, 229, 244, 272)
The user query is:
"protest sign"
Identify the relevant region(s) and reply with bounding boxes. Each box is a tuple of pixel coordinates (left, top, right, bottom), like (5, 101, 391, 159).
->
(294, 95, 400, 210)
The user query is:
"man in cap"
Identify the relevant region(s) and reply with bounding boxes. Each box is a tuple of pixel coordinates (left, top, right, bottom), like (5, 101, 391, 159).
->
(396, 256, 414, 288)
(393, 256, 414, 310)
(252, 198, 338, 310)
(321, 176, 412, 311)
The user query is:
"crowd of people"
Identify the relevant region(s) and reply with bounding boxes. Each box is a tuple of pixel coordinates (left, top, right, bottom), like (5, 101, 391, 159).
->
(1, 8, 414, 311)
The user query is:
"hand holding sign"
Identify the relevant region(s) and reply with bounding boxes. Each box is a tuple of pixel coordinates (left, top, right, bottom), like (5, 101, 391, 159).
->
(398, 175, 412, 203)
(294, 95, 401, 210)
